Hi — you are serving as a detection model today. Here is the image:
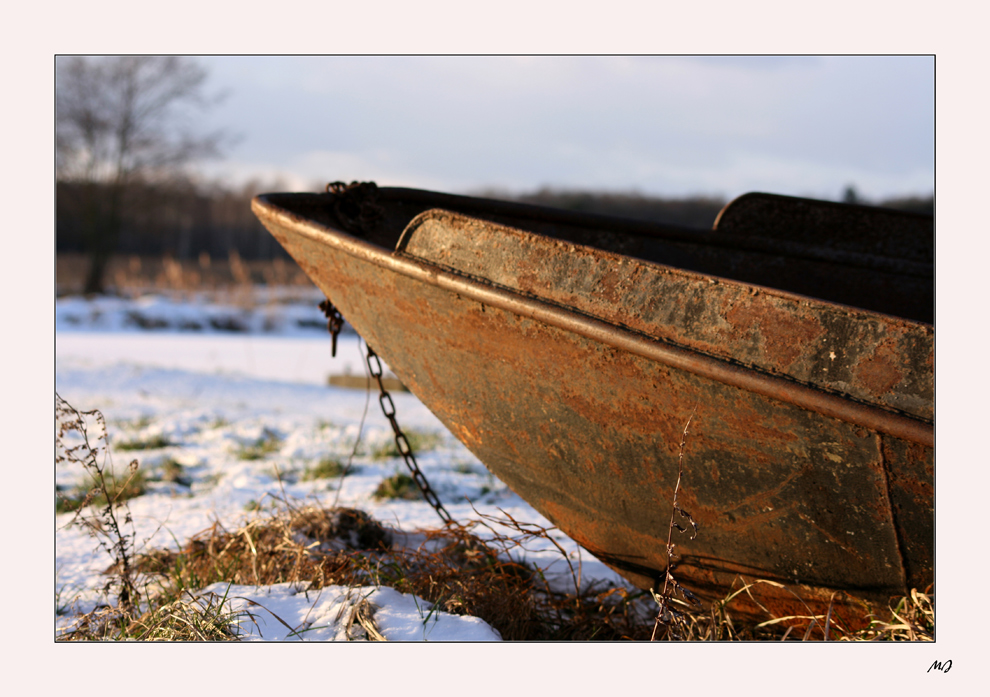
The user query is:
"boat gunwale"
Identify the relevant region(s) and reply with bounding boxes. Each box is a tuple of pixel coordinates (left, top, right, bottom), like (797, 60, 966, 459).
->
(251, 194, 934, 448)
(386, 187, 933, 277)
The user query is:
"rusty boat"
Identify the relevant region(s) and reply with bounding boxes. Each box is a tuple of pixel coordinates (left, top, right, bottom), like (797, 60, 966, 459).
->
(252, 183, 933, 621)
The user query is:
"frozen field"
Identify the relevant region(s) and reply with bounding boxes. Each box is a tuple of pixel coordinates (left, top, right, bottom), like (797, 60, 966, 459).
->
(55, 291, 630, 641)
(47, 287, 967, 694)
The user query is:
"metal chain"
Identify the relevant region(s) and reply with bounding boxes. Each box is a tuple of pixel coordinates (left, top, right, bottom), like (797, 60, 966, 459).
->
(325, 181, 384, 237)
(318, 296, 453, 526)
(318, 299, 345, 357)
(365, 344, 453, 526)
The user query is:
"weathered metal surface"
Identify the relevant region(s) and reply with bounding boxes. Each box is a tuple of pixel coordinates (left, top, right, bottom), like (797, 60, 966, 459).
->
(398, 210, 933, 425)
(251, 188, 933, 620)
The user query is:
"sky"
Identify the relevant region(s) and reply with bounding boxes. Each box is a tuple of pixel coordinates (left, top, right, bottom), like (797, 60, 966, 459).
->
(189, 55, 934, 202)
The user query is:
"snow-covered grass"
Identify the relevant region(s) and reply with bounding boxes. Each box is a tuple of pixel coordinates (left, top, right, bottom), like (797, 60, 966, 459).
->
(56, 289, 640, 642)
(54, 289, 937, 645)
(190, 583, 503, 641)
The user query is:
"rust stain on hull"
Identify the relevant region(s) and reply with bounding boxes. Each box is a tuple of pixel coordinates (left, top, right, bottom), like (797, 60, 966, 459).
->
(252, 188, 933, 621)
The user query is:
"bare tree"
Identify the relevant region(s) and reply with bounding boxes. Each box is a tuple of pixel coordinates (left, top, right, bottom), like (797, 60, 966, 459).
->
(56, 56, 227, 293)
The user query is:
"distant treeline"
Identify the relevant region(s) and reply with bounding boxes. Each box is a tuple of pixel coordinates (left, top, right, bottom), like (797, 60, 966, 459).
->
(56, 178, 934, 261)
(56, 179, 289, 261)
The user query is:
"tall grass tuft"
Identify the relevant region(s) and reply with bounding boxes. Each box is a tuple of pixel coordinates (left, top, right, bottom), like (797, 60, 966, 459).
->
(651, 409, 701, 640)
(116, 434, 173, 451)
(56, 395, 252, 641)
(56, 394, 142, 611)
(233, 428, 282, 460)
(372, 473, 422, 500)
(302, 456, 352, 481)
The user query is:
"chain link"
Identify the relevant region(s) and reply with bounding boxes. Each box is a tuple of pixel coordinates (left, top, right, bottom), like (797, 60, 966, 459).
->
(318, 295, 453, 526)
(325, 180, 384, 237)
(319, 178, 449, 523)
(318, 299, 345, 357)
(366, 345, 453, 525)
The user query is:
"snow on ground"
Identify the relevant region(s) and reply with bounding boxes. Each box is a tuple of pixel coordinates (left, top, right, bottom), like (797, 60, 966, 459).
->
(55, 289, 632, 641)
(193, 583, 502, 641)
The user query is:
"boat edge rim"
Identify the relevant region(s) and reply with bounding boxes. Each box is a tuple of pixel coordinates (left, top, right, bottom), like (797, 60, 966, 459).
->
(251, 194, 934, 448)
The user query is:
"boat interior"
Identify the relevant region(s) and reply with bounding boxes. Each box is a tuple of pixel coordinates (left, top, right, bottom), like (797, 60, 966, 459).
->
(260, 187, 934, 324)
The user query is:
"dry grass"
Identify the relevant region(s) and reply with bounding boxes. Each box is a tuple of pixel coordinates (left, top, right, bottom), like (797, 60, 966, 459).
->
(156, 458, 193, 487)
(302, 457, 352, 481)
(56, 469, 148, 515)
(57, 252, 316, 299)
(121, 502, 656, 641)
(58, 491, 935, 641)
(372, 473, 422, 501)
(232, 429, 282, 460)
(58, 588, 247, 641)
(370, 429, 443, 460)
(646, 577, 934, 642)
(65, 493, 936, 641)
(838, 587, 935, 641)
(57, 395, 933, 642)
(644, 409, 935, 642)
(56, 394, 144, 610)
(650, 408, 701, 640)
(115, 434, 173, 451)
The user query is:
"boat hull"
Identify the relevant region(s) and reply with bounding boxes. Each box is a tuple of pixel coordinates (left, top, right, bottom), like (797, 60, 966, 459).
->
(252, 189, 933, 621)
